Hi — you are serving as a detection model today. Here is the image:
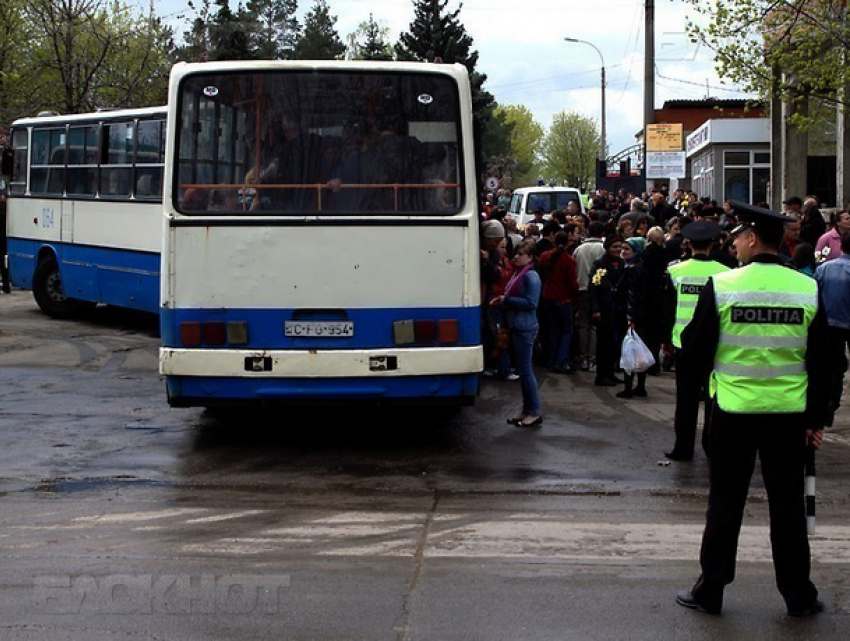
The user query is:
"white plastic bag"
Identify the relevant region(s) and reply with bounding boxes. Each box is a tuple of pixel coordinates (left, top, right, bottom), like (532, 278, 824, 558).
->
(620, 328, 656, 374)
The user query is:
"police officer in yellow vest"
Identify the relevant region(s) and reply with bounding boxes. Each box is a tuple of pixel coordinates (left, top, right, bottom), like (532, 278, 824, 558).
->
(676, 202, 829, 617)
(663, 221, 730, 461)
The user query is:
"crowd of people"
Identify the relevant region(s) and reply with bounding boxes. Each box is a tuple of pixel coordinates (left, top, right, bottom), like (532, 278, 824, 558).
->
(479, 185, 850, 429)
(481, 183, 850, 618)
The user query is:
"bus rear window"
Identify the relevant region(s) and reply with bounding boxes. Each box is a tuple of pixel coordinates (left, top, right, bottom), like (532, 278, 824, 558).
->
(176, 71, 464, 216)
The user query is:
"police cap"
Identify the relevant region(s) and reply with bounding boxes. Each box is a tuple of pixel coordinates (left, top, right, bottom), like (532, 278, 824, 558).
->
(728, 200, 794, 236)
(681, 220, 722, 243)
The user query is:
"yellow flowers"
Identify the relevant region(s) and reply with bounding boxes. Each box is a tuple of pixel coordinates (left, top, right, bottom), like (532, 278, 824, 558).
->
(815, 247, 831, 263)
(592, 268, 607, 286)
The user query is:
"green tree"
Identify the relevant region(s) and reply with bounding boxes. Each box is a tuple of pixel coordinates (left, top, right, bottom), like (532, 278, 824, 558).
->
(480, 108, 515, 187)
(0, 0, 28, 128)
(395, 0, 497, 185)
(496, 104, 544, 187)
(208, 0, 253, 60)
(23, 0, 172, 114)
(245, 0, 299, 60)
(292, 0, 345, 60)
(177, 0, 213, 61)
(97, 6, 174, 108)
(683, 0, 849, 125)
(346, 14, 393, 61)
(541, 111, 599, 191)
(395, 1, 495, 124)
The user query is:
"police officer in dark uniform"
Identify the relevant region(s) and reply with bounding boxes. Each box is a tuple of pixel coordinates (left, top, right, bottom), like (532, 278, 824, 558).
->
(676, 202, 829, 617)
(663, 221, 730, 460)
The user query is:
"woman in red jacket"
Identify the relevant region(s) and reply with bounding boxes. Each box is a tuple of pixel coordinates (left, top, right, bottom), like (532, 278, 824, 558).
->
(538, 231, 580, 373)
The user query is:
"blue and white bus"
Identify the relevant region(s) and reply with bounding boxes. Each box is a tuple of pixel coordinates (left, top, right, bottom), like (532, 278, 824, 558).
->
(2, 107, 166, 317)
(158, 61, 483, 407)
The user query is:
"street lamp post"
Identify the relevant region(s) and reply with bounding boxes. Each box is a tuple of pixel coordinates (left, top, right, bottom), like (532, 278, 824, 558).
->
(564, 37, 606, 163)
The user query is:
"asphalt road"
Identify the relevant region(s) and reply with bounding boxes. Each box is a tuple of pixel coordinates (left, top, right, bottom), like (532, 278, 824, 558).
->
(1, 289, 849, 640)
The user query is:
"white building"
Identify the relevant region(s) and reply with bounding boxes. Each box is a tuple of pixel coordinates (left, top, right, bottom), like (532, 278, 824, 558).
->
(685, 118, 771, 205)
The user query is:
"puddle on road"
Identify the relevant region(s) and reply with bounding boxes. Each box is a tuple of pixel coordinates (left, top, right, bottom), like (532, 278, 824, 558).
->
(32, 477, 172, 494)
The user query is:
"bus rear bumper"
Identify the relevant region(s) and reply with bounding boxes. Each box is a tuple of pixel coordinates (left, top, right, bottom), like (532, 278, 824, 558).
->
(160, 346, 483, 407)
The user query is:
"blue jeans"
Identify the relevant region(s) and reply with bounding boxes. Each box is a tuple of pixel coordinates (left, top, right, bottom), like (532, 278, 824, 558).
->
(513, 329, 541, 416)
(544, 300, 574, 369)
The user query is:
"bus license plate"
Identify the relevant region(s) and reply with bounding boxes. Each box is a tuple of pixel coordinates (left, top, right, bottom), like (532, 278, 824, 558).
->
(285, 321, 354, 337)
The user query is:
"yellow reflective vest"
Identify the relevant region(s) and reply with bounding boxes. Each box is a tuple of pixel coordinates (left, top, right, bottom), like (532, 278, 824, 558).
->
(668, 257, 730, 348)
(710, 263, 818, 414)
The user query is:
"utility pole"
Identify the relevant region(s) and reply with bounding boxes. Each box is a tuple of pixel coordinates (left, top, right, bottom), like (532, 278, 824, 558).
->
(644, 0, 655, 190)
(838, 0, 850, 209)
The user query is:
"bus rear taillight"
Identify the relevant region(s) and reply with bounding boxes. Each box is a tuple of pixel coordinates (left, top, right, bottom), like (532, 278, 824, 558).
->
(393, 319, 459, 345)
(438, 319, 459, 344)
(203, 321, 226, 345)
(181, 322, 202, 346)
(415, 320, 437, 343)
(179, 321, 248, 346)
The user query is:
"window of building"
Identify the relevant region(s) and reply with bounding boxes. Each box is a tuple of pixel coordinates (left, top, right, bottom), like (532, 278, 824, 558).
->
(723, 149, 770, 205)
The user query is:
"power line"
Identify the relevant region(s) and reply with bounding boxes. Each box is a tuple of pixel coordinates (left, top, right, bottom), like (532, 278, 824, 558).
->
(654, 69, 753, 95)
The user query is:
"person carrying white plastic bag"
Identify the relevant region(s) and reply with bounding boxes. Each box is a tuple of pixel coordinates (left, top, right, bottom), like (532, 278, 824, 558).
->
(618, 327, 656, 398)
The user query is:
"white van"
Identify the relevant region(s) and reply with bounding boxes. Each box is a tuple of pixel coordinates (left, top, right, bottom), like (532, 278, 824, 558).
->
(507, 186, 586, 228)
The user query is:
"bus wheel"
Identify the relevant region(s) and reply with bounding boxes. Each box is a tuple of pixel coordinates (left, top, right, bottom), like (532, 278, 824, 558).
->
(32, 258, 88, 319)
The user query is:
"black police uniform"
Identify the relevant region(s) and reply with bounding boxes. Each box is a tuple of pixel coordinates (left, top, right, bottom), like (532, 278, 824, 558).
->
(664, 221, 727, 460)
(677, 202, 830, 616)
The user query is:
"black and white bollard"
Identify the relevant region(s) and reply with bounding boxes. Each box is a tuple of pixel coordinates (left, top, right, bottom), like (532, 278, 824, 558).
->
(805, 439, 816, 535)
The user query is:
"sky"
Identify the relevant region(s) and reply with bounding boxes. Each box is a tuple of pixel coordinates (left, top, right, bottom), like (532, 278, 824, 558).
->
(152, 0, 755, 159)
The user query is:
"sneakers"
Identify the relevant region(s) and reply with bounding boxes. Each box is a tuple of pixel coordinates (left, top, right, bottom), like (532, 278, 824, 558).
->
(484, 369, 519, 381)
(579, 357, 597, 372)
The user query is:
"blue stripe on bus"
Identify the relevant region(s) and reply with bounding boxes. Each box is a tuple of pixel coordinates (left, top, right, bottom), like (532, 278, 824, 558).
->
(166, 373, 480, 404)
(161, 306, 481, 349)
(7, 238, 160, 314)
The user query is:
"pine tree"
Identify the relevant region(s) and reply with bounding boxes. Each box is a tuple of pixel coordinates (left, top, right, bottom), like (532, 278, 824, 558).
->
(395, 1, 494, 118)
(359, 14, 393, 61)
(396, 1, 496, 171)
(292, 0, 345, 60)
(244, 0, 299, 60)
(207, 0, 253, 61)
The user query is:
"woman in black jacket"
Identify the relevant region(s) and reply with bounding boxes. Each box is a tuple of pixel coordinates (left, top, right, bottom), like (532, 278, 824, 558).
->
(588, 235, 628, 386)
(617, 229, 669, 398)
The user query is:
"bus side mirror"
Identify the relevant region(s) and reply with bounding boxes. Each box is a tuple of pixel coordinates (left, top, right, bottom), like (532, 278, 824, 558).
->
(1, 148, 12, 177)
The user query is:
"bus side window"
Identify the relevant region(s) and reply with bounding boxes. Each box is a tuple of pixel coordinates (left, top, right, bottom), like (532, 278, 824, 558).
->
(66, 125, 98, 196)
(8, 130, 28, 195)
(67, 168, 97, 195)
(31, 128, 65, 195)
(136, 168, 163, 198)
(101, 167, 131, 196)
(136, 172, 153, 196)
(101, 121, 133, 197)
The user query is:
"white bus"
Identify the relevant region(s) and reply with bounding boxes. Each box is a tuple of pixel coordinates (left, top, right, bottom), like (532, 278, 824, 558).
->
(2, 107, 166, 317)
(158, 61, 483, 407)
